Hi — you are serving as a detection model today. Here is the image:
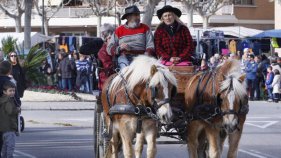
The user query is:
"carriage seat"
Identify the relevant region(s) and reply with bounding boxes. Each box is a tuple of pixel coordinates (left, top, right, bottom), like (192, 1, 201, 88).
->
(168, 65, 195, 94)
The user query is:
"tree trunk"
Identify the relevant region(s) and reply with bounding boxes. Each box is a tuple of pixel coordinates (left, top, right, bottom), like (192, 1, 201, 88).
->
(116, 13, 121, 26)
(186, 7, 193, 28)
(202, 16, 209, 29)
(142, 0, 161, 27)
(96, 16, 102, 37)
(15, 17, 22, 33)
(44, 19, 49, 36)
(24, 0, 32, 54)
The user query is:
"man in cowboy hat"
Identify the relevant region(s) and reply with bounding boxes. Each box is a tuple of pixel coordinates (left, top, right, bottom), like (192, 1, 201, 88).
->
(107, 5, 154, 69)
(154, 5, 194, 65)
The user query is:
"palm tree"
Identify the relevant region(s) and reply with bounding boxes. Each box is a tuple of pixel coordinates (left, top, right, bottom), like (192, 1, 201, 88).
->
(23, 46, 48, 86)
(1, 36, 17, 56)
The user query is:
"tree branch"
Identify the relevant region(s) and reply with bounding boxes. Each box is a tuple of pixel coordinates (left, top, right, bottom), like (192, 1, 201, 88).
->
(0, 3, 17, 18)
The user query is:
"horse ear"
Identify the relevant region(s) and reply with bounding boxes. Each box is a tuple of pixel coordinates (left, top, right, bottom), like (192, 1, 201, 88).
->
(150, 65, 158, 76)
(238, 74, 246, 83)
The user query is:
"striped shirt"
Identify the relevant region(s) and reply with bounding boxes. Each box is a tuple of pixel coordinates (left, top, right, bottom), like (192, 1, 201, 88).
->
(76, 60, 90, 73)
(107, 23, 154, 56)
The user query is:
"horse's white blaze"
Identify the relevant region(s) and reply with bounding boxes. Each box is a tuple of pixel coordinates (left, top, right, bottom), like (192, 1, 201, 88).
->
(157, 80, 173, 124)
(228, 90, 235, 111)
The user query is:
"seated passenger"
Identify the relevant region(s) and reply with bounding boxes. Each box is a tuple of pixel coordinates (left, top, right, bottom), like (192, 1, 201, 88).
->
(106, 5, 154, 69)
(155, 5, 194, 66)
(98, 23, 115, 89)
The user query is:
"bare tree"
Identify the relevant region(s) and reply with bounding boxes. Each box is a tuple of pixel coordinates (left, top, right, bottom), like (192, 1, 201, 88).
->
(195, 0, 231, 29)
(34, 0, 72, 36)
(0, 0, 24, 32)
(87, 0, 116, 37)
(179, 0, 231, 29)
(141, 0, 161, 27)
(177, 0, 199, 27)
(24, 0, 32, 53)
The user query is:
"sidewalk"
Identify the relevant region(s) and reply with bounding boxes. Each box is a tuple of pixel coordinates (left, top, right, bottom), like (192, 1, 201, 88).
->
(21, 90, 97, 110)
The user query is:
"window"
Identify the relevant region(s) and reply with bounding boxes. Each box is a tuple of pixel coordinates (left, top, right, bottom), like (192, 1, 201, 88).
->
(233, 0, 254, 5)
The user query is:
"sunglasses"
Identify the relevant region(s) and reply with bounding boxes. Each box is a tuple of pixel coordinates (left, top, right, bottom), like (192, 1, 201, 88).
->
(10, 55, 17, 57)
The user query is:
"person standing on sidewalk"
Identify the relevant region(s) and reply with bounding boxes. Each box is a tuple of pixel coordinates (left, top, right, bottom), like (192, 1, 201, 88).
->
(0, 81, 20, 158)
(58, 51, 76, 91)
(0, 61, 21, 157)
(8, 52, 26, 98)
(245, 54, 258, 100)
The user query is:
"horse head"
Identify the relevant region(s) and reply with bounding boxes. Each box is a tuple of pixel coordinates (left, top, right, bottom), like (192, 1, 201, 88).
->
(109, 55, 177, 124)
(146, 64, 177, 124)
(219, 60, 248, 133)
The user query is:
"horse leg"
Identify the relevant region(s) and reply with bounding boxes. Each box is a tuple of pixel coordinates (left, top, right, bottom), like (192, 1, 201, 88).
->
(205, 127, 221, 158)
(219, 129, 227, 154)
(107, 125, 120, 158)
(135, 132, 145, 158)
(187, 122, 203, 158)
(119, 121, 135, 158)
(227, 121, 245, 158)
(144, 120, 157, 158)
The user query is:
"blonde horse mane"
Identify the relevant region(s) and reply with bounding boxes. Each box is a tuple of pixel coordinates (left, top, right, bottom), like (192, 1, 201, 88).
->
(219, 60, 247, 99)
(109, 55, 177, 92)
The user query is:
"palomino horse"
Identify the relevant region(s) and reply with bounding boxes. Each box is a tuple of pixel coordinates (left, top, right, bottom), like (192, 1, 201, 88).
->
(185, 60, 249, 158)
(101, 55, 177, 158)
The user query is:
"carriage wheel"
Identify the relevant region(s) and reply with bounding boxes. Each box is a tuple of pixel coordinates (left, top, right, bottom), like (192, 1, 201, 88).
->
(94, 103, 108, 158)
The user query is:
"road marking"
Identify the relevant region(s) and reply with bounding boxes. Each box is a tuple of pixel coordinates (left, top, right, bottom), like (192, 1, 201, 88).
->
(62, 118, 93, 121)
(247, 116, 271, 119)
(245, 121, 278, 129)
(239, 149, 267, 158)
(14, 150, 37, 158)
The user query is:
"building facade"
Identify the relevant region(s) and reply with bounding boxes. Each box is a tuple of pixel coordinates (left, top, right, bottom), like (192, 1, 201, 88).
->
(0, 0, 275, 36)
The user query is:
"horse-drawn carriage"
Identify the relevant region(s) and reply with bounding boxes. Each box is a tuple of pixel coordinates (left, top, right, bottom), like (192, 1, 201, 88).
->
(93, 55, 249, 158)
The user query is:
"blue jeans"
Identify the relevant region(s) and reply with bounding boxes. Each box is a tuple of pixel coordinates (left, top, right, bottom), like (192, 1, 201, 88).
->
(117, 54, 135, 69)
(62, 78, 72, 91)
(267, 88, 273, 99)
(80, 80, 90, 93)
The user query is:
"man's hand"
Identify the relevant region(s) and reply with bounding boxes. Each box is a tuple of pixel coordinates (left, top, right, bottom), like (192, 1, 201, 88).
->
(120, 43, 130, 51)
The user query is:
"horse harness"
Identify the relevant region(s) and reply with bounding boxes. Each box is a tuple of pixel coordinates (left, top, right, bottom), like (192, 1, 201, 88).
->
(190, 69, 249, 124)
(105, 71, 171, 138)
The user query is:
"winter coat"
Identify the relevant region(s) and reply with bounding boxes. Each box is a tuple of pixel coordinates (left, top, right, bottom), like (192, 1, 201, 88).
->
(11, 64, 26, 98)
(154, 22, 194, 61)
(245, 61, 258, 80)
(0, 75, 21, 106)
(59, 57, 76, 79)
(265, 72, 274, 89)
(98, 44, 114, 89)
(0, 95, 19, 132)
(271, 74, 281, 94)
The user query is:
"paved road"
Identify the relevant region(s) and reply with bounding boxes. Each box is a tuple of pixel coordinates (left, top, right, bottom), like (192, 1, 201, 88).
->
(15, 101, 281, 158)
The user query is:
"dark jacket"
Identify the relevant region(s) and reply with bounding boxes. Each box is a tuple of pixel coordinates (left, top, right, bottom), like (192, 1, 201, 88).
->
(59, 57, 76, 79)
(154, 22, 194, 61)
(11, 64, 26, 98)
(0, 76, 21, 106)
(0, 95, 19, 132)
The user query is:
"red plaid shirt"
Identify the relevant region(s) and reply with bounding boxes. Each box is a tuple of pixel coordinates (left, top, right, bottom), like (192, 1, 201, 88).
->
(154, 24, 194, 61)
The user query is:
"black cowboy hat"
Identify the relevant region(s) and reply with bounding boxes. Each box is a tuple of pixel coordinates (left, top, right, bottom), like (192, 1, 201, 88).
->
(121, 5, 143, 20)
(156, 5, 182, 19)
